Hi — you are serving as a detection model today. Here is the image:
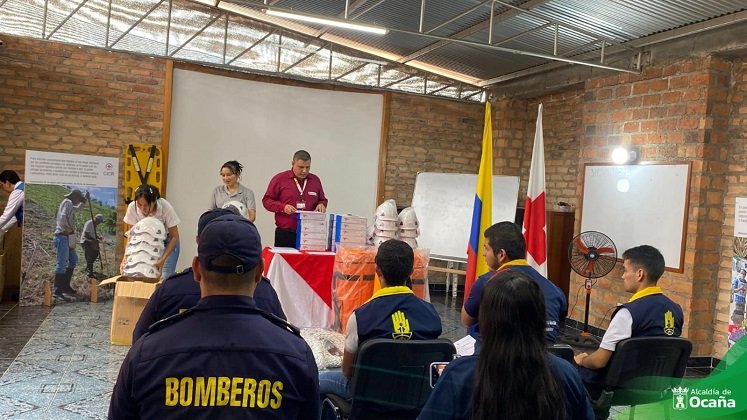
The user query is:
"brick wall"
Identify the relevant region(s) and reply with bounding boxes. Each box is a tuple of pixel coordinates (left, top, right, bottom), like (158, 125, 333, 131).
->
(384, 93, 483, 207)
(0, 34, 166, 248)
(572, 56, 734, 357)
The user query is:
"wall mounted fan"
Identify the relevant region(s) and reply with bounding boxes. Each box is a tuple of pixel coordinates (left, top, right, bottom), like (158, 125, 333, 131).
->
(565, 231, 617, 347)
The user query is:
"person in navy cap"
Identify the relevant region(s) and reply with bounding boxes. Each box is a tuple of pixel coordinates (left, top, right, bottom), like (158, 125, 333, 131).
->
(109, 213, 319, 419)
(132, 208, 286, 342)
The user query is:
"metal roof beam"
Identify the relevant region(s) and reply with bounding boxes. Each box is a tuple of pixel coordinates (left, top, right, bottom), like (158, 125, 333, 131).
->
(478, 9, 747, 87)
(390, 27, 638, 74)
(227, 29, 276, 65)
(397, 0, 550, 64)
(491, 0, 636, 53)
(108, 0, 165, 48)
(169, 13, 223, 57)
(282, 43, 327, 73)
(45, 0, 91, 39)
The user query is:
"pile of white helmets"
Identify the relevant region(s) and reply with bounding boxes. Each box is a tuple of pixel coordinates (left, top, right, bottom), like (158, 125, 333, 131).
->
(123, 216, 166, 279)
(369, 199, 399, 247)
(397, 207, 420, 249)
(367, 199, 421, 249)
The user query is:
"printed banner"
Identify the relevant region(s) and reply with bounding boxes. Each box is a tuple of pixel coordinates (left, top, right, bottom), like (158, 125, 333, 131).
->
(20, 151, 119, 306)
(729, 198, 747, 346)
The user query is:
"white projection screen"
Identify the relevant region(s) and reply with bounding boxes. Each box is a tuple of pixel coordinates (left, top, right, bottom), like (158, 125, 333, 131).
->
(167, 68, 384, 271)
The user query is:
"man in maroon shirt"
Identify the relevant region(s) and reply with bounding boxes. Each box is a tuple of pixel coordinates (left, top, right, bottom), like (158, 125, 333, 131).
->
(262, 150, 328, 247)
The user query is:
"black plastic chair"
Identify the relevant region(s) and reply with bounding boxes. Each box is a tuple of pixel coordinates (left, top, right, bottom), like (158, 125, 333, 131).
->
(592, 337, 692, 420)
(322, 338, 456, 420)
(548, 343, 576, 364)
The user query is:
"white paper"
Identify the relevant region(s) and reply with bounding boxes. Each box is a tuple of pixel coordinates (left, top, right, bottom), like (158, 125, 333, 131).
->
(271, 247, 301, 254)
(454, 335, 476, 356)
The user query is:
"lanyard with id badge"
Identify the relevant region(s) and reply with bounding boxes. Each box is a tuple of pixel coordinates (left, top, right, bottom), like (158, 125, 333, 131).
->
(294, 178, 307, 210)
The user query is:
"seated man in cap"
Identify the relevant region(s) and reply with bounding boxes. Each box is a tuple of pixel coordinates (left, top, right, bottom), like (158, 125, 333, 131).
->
(109, 213, 319, 419)
(132, 208, 286, 342)
(318, 239, 442, 415)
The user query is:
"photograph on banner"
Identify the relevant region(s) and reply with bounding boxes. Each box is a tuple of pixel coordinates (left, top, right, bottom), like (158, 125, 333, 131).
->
(729, 197, 747, 346)
(21, 150, 119, 306)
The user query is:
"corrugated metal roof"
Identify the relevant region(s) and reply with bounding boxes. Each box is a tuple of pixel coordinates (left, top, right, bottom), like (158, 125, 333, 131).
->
(2, 0, 746, 96)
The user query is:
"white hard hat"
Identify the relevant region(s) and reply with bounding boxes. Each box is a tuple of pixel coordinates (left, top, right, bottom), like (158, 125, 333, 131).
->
(126, 241, 165, 258)
(398, 228, 420, 238)
(122, 261, 160, 278)
(131, 217, 167, 240)
(222, 200, 247, 218)
(127, 232, 163, 247)
(374, 219, 398, 231)
(126, 251, 159, 265)
(374, 199, 398, 221)
(373, 229, 397, 239)
(373, 236, 392, 248)
(398, 207, 419, 229)
(401, 237, 418, 249)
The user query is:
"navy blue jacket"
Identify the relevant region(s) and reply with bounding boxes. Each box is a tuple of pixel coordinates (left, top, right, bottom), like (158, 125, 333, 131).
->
(355, 286, 442, 344)
(464, 262, 567, 343)
(109, 296, 319, 419)
(418, 354, 594, 420)
(133, 268, 286, 342)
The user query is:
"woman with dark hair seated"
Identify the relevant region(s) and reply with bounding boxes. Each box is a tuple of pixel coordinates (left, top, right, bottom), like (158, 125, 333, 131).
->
(418, 270, 593, 420)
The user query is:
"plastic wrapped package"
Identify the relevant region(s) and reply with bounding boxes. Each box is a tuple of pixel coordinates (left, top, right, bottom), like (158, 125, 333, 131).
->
(331, 245, 377, 333)
(411, 248, 431, 301)
(300, 328, 345, 370)
(370, 248, 430, 302)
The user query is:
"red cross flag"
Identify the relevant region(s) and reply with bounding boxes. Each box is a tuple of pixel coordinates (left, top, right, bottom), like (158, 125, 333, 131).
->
(523, 104, 547, 276)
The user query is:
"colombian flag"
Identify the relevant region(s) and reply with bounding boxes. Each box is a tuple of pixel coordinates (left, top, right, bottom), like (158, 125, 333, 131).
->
(465, 101, 493, 299)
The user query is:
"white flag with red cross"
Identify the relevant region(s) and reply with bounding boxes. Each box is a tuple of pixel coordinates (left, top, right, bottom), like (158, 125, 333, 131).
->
(523, 103, 547, 276)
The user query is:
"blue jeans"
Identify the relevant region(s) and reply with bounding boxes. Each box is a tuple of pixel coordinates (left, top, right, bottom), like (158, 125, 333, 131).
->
(54, 234, 78, 274)
(319, 369, 352, 420)
(161, 237, 180, 280)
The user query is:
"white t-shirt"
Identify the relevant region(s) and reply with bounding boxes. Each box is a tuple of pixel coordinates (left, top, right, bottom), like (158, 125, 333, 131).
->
(344, 312, 360, 354)
(598, 307, 633, 351)
(124, 198, 180, 229)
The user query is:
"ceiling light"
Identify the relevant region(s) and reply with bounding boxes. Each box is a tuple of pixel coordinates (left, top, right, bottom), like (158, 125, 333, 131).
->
(265, 9, 388, 35)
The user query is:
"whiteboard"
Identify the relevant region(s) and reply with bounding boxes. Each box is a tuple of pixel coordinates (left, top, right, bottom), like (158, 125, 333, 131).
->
(167, 68, 383, 271)
(411, 172, 520, 260)
(580, 163, 691, 272)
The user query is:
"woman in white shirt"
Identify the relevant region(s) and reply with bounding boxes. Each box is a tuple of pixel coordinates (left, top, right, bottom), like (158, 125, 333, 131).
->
(121, 184, 181, 279)
(209, 160, 256, 222)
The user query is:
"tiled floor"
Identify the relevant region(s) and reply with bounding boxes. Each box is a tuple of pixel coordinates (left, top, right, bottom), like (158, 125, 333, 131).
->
(0, 289, 706, 419)
(0, 301, 125, 419)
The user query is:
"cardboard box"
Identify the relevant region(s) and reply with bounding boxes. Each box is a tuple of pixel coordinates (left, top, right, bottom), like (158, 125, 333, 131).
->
(100, 276, 159, 346)
(295, 211, 327, 220)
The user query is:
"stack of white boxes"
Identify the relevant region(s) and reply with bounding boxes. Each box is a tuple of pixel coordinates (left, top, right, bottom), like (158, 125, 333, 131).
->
(295, 211, 328, 251)
(331, 213, 367, 252)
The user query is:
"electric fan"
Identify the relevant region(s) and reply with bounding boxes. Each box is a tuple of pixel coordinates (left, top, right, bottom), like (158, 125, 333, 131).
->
(564, 231, 617, 347)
